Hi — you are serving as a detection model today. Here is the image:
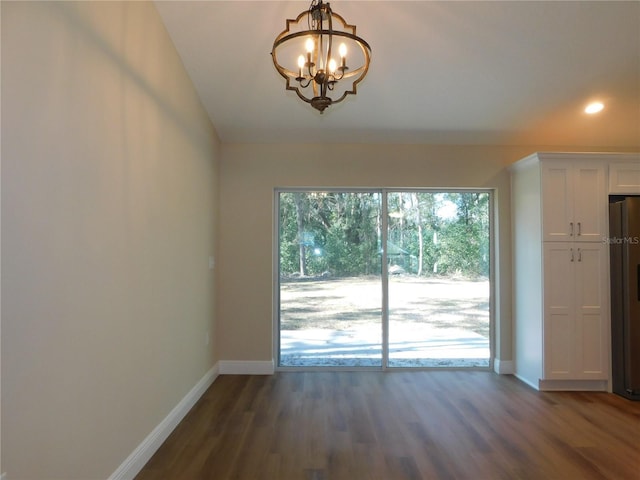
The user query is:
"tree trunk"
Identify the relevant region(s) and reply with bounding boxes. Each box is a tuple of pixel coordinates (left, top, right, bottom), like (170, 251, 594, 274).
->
(414, 194, 424, 276)
(293, 193, 307, 276)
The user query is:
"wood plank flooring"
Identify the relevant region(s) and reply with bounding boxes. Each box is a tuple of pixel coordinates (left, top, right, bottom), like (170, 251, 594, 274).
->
(135, 372, 640, 480)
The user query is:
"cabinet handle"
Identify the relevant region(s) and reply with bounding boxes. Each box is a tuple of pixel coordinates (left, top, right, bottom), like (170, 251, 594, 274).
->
(570, 222, 574, 236)
(577, 222, 581, 236)
(577, 248, 582, 262)
(570, 248, 574, 262)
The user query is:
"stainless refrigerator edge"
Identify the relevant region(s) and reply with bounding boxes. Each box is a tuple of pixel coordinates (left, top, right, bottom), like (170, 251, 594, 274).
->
(609, 196, 640, 400)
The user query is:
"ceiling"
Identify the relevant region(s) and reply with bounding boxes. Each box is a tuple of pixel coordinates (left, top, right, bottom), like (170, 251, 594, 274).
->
(155, 1, 640, 147)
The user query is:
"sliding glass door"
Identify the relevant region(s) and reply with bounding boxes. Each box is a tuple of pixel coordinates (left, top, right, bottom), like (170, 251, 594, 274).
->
(277, 189, 491, 369)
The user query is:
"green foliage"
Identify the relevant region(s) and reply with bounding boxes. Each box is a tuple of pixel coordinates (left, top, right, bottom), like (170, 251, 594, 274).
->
(279, 192, 380, 277)
(436, 192, 490, 277)
(279, 191, 489, 279)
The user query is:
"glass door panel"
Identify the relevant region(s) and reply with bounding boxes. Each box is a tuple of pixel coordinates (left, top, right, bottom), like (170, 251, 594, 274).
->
(278, 191, 382, 367)
(386, 192, 491, 367)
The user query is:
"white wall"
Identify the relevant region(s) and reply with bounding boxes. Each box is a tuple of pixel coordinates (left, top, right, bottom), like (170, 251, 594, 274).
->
(1, 2, 219, 478)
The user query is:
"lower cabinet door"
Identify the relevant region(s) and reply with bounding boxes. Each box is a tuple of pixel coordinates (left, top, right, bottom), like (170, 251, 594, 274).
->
(573, 243, 608, 378)
(544, 243, 574, 378)
(543, 242, 608, 380)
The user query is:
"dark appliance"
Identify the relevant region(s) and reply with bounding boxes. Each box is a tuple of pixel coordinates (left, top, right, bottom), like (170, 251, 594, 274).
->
(609, 196, 640, 400)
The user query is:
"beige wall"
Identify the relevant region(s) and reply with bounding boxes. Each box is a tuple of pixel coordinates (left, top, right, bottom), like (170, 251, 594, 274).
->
(2, 2, 219, 478)
(217, 144, 635, 365)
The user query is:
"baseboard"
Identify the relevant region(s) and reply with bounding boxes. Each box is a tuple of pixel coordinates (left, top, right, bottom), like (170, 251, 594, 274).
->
(493, 358, 514, 374)
(538, 379, 608, 392)
(219, 360, 275, 375)
(108, 362, 220, 480)
(513, 373, 540, 390)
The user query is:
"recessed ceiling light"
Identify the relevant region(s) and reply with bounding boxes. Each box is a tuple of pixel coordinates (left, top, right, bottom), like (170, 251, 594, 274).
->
(585, 102, 604, 114)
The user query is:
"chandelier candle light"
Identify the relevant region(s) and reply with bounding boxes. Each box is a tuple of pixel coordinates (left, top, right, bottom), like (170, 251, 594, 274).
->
(271, 0, 371, 113)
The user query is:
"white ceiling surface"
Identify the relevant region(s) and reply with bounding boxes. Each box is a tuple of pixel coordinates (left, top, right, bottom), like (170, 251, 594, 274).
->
(155, 1, 640, 146)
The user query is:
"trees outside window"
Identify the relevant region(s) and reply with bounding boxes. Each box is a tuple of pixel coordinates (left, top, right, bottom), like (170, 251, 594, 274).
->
(280, 191, 489, 280)
(278, 189, 492, 369)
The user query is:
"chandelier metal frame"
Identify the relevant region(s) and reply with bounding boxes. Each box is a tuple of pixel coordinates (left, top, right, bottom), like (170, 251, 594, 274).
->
(271, 0, 371, 113)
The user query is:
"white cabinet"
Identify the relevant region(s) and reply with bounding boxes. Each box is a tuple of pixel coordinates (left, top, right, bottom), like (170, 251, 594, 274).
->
(511, 152, 611, 391)
(541, 161, 606, 242)
(543, 242, 608, 380)
(609, 162, 640, 194)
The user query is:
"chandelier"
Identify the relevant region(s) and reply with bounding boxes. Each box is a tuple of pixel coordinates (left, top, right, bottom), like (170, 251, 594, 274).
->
(271, 0, 371, 113)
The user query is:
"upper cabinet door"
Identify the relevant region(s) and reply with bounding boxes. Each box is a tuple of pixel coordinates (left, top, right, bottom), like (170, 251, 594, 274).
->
(542, 162, 574, 242)
(573, 164, 607, 242)
(609, 162, 640, 194)
(541, 161, 606, 242)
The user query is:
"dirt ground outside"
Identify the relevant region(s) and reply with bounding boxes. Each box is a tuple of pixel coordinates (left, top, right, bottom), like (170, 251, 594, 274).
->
(279, 275, 490, 367)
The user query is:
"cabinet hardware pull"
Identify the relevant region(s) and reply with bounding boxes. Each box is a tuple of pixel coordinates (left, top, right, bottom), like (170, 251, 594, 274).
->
(577, 222, 581, 236)
(577, 248, 582, 262)
(570, 248, 574, 262)
(570, 222, 574, 236)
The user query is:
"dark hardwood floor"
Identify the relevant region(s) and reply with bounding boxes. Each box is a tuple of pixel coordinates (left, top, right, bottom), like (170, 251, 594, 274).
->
(135, 371, 640, 480)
